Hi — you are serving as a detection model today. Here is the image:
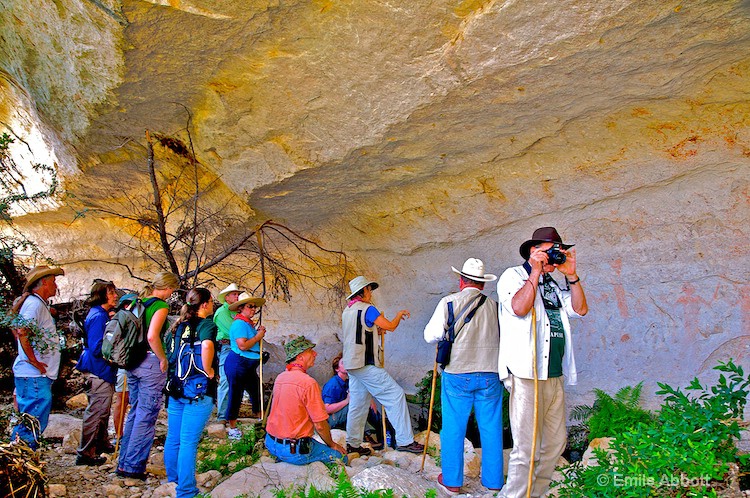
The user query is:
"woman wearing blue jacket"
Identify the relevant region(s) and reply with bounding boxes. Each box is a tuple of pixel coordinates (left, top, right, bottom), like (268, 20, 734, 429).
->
(75, 280, 118, 466)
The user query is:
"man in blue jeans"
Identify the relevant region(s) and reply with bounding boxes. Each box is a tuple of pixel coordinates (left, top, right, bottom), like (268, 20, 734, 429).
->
(213, 283, 243, 422)
(424, 258, 503, 495)
(11, 266, 65, 449)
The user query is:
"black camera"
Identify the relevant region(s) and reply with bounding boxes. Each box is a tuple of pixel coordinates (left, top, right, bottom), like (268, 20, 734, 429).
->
(545, 246, 567, 265)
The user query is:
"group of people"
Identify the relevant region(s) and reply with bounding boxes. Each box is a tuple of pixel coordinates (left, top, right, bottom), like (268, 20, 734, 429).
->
(9, 225, 587, 498)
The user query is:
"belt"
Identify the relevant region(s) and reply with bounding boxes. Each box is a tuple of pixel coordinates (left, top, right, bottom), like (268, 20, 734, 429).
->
(267, 434, 310, 445)
(218, 339, 231, 345)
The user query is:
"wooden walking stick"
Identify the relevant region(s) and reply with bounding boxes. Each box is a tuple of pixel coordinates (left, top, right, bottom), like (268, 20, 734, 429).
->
(256, 225, 268, 419)
(114, 375, 128, 457)
(526, 306, 539, 498)
(420, 347, 439, 472)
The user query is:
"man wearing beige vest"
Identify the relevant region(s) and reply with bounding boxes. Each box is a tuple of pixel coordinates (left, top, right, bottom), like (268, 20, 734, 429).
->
(423, 258, 503, 495)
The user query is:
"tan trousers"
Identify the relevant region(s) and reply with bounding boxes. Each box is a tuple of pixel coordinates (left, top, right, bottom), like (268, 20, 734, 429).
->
(500, 376, 566, 498)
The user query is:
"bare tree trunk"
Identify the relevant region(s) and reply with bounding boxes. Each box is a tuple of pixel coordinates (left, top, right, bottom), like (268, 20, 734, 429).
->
(146, 130, 180, 278)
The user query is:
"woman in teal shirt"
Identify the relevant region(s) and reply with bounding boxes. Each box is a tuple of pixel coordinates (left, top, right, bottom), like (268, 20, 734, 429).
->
(224, 292, 266, 440)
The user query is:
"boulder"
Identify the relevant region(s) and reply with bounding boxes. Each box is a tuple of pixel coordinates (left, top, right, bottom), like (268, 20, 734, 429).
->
(206, 423, 227, 439)
(197, 469, 222, 489)
(62, 428, 81, 454)
(65, 393, 88, 410)
(44, 414, 82, 439)
(581, 437, 614, 467)
(151, 482, 176, 498)
(351, 464, 443, 497)
(210, 460, 336, 498)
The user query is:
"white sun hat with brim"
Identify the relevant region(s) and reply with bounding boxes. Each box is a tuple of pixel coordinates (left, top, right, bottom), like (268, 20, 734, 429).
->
(218, 283, 243, 304)
(229, 292, 266, 311)
(451, 258, 497, 282)
(346, 276, 379, 300)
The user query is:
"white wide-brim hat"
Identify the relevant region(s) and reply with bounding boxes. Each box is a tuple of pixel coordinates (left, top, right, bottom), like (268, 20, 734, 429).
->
(229, 292, 266, 311)
(346, 276, 379, 300)
(218, 283, 242, 304)
(451, 258, 497, 282)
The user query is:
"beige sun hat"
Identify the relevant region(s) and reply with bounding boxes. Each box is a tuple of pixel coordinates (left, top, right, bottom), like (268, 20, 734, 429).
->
(23, 266, 65, 293)
(218, 283, 243, 304)
(346, 276, 379, 300)
(228, 292, 266, 311)
(451, 258, 497, 282)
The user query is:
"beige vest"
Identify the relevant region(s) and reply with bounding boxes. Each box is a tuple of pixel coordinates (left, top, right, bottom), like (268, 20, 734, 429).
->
(443, 289, 500, 374)
(341, 301, 383, 370)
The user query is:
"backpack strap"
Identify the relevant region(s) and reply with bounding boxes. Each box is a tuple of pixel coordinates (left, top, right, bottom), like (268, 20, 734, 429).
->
(444, 294, 482, 342)
(451, 294, 488, 343)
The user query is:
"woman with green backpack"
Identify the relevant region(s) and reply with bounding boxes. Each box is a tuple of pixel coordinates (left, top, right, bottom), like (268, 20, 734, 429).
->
(163, 287, 218, 498)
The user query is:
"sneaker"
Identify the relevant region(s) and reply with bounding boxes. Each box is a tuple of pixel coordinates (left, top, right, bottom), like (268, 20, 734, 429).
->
(227, 428, 242, 441)
(437, 473, 460, 495)
(76, 455, 107, 466)
(396, 441, 424, 454)
(346, 444, 373, 456)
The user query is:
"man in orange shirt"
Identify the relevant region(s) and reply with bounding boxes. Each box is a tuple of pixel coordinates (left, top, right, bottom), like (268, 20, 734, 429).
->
(265, 336, 347, 464)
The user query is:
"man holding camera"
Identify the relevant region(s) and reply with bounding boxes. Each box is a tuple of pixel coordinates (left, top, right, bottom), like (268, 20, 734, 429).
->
(497, 227, 588, 498)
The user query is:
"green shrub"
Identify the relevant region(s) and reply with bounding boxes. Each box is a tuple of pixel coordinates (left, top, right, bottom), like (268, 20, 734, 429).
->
(197, 423, 264, 475)
(553, 359, 750, 497)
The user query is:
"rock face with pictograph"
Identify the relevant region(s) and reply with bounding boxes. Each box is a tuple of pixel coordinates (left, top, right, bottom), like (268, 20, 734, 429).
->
(0, 0, 749, 407)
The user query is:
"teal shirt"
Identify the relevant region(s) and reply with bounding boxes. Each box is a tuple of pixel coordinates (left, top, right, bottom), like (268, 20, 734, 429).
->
(228, 318, 260, 360)
(213, 302, 236, 341)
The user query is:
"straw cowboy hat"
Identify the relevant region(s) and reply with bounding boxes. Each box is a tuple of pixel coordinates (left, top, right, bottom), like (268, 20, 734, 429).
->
(451, 258, 497, 282)
(217, 283, 243, 304)
(228, 292, 266, 311)
(519, 227, 574, 260)
(23, 265, 65, 293)
(284, 335, 316, 363)
(346, 276, 379, 300)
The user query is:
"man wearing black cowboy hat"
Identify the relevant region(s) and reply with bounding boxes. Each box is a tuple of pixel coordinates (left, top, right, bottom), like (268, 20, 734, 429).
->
(497, 227, 588, 498)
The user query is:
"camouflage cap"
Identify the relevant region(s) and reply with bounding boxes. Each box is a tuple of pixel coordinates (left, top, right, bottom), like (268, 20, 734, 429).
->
(285, 336, 316, 363)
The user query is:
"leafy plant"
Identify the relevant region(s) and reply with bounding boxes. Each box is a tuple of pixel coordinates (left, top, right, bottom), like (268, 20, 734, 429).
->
(197, 423, 264, 475)
(569, 382, 653, 443)
(553, 359, 750, 497)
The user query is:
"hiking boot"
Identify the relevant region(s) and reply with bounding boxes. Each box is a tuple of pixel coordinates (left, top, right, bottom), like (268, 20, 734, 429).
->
(76, 455, 107, 466)
(437, 473, 460, 495)
(115, 469, 147, 480)
(99, 443, 116, 454)
(346, 444, 373, 456)
(396, 441, 424, 454)
(227, 428, 242, 441)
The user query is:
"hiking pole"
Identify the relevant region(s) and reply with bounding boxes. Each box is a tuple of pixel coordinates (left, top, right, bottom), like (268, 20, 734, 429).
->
(420, 347, 439, 472)
(256, 225, 268, 420)
(114, 375, 128, 458)
(380, 329, 388, 447)
(526, 306, 539, 498)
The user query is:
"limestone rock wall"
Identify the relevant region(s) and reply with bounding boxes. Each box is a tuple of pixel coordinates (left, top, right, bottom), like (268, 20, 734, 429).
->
(1, 0, 748, 405)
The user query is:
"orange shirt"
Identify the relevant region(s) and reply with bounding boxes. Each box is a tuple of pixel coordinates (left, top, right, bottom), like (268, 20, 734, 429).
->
(266, 369, 329, 439)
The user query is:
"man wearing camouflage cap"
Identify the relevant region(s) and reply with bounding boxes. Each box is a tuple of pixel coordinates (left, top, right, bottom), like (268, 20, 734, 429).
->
(265, 336, 347, 465)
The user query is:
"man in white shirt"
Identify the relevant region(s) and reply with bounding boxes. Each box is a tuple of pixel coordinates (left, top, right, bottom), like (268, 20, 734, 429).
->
(424, 258, 503, 495)
(11, 265, 65, 449)
(497, 227, 588, 498)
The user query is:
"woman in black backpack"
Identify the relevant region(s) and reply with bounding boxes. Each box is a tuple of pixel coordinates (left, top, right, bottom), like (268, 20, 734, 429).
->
(164, 287, 217, 498)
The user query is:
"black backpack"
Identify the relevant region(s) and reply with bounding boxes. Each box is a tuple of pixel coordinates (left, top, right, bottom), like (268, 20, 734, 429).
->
(164, 319, 210, 400)
(101, 297, 160, 369)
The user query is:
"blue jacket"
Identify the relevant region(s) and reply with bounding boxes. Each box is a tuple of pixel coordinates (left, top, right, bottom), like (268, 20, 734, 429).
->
(75, 306, 117, 384)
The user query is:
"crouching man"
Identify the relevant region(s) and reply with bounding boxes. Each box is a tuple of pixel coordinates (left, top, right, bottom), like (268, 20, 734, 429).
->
(265, 336, 347, 465)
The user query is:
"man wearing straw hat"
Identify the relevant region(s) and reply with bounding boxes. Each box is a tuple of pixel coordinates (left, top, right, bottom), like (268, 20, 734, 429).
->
(265, 336, 347, 465)
(213, 283, 243, 423)
(341, 276, 424, 455)
(497, 227, 588, 498)
(10, 265, 65, 449)
(423, 258, 503, 495)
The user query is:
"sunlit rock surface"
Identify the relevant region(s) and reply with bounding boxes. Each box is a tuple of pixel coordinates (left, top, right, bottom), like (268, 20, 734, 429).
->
(1, 0, 749, 404)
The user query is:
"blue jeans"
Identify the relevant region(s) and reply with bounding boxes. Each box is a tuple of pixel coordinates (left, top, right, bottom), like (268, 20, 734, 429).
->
(165, 396, 213, 498)
(118, 354, 166, 473)
(265, 434, 347, 465)
(441, 371, 504, 489)
(216, 344, 232, 421)
(12, 376, 53, 449)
